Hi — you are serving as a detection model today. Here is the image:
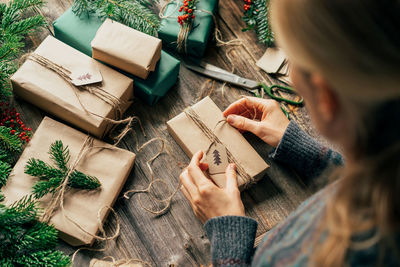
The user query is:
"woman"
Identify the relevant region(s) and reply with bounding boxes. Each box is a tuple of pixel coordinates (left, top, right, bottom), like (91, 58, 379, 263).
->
(180, 0, 400, 266)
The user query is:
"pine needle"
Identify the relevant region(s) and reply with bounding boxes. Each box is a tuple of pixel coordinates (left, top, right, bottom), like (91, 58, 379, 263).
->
(72, 0, 160, 36)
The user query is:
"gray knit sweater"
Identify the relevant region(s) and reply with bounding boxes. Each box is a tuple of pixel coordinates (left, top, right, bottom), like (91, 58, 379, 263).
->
(204, 121, 398, 266)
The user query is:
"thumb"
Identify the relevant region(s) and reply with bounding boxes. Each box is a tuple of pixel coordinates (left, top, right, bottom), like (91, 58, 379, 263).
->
(225, 163, 239, 191)
(227, 115, 261, 135)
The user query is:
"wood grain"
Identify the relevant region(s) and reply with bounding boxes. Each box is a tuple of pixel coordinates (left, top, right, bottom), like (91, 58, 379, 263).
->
(11, 0, 321, 265)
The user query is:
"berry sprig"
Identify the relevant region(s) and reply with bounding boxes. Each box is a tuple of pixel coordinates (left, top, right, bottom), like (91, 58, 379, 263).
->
(242, 0, 258, 29)
(177, 0, 198, 25)
(0, 102, 32, 143)
(243, 0, 253, 11)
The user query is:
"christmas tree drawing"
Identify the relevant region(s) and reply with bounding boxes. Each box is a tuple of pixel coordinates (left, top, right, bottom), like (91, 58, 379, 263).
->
(213, 149, 222, 166)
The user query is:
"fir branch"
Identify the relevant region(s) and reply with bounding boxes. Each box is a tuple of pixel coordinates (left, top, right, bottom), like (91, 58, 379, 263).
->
(25, 158, 64, 180)
(49, 140, 70, 172)
(0, 126, 23, 153)
(0, 160, 12, 188)
(253, 0, 274, 46)
(32, 177, 63, 199)
(0, 0, 45, 99)
(72, 0, 160, 36)
(69, 170, 101, 190)
(0, 195, 37, 227)
(242, 0, 274, 46)
(14, 249, 71, 266)
(9, 0, 45, 11)
(0, 195, 71, 266)
(25, 140, 101, 200)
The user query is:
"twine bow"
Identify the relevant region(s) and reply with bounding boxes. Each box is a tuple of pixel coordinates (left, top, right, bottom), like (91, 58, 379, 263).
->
(184, 107, 256, 188)
(26, 53, 144, 141)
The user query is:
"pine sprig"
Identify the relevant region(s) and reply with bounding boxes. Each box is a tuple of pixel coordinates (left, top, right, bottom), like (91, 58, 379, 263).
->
(49, 140, 70, 172)
(25, 140, 101, 200)
(242, 0, 274, 46)
(0, 160, 12, 188)
(0, 126, 23, 153)
(0, 0, 46, 99)
(0, 195, 71, 266)
(72, 0, 160, 36)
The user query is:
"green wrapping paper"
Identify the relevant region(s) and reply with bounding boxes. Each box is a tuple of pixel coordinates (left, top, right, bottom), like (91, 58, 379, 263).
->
(53, 8, 180, 105)
(158, 0, 219, 58)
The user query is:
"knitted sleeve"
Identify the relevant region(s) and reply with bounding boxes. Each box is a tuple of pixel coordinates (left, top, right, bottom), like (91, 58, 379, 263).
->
(270, 121, 344, 180)
(204, 216, 258, 266)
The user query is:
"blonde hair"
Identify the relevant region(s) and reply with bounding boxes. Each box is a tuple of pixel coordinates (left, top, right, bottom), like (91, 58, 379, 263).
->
(271, 0, 400, 266)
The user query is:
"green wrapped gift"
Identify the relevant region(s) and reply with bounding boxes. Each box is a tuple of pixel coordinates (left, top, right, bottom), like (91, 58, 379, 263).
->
(158, 0, 218, 58)
(53, 8, 180, 105)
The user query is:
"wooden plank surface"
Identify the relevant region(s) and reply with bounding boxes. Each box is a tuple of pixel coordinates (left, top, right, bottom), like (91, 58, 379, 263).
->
(10, 0, 321, 265)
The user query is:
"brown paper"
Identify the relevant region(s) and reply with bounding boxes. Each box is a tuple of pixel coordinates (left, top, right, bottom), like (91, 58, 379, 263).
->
(167, 97, 269, 190)
(256, 47, 287, 74)
(91, 19, 162, 79)
(11, 36, 134, 138)
(205, 142, 229, 188)
(3, 117, 136, 246)
(90, 259, 143, 267)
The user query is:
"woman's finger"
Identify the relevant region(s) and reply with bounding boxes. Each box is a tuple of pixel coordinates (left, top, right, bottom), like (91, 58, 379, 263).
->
(188, 151, 215, 188)
(180, 169, 198, 199)
(225, 163, 238, 192)
(223, 98, 249, 117)
(226, 114, 262, 135)
(223, 97, 266, 119)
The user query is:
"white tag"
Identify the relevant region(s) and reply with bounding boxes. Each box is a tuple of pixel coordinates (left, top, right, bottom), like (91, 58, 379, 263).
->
(70, 64, 103, 86)
(206, 143, 229, 188)
(256, 47, 287, 74)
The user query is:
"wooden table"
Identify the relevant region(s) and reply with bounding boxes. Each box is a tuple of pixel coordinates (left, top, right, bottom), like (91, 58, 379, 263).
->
(14, 0, 321, 265)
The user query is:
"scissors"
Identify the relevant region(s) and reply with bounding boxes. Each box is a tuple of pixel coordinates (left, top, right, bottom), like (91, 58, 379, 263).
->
(184, 61, 303, 118)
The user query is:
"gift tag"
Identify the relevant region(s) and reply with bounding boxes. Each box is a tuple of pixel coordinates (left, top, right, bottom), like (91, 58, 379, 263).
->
(206, 143, 229, 187)
(256, 47, 287, 74)
(70, 64, 103, 86)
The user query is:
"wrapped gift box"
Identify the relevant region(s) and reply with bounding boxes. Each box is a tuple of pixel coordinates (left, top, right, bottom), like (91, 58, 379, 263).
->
(11, 36, 133, 139)
(167, 96, 268, 190)
(158, 0, 218, 58)
(53, 8, 180, 105)
(91, 19, 162, 79)
(3, 117, 136, 246)
(90, 259, 143, 267)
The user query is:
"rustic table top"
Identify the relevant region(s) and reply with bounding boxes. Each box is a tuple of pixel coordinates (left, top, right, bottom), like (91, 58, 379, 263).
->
(11, 0, 323, 265)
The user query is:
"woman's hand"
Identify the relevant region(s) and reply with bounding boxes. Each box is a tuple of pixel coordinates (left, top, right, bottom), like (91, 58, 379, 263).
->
(180, 151, 245, 224)
(223, 97, 290, 147)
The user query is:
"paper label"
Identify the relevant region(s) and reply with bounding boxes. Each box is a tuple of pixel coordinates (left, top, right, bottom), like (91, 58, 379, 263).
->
(256, 47, 287, 74)
(70, 64, 103, 86)
(206, 143, 229, 176)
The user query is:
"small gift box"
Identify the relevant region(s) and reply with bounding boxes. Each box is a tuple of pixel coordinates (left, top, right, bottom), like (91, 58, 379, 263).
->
(53, 8, 180, 105)
(11, 36, 134, 138)
(90, 259, 143, 267)
(2, 117, 136, 246)
(167, 96, 268, 190)
(158, 0, 218, 58)
(91, 19, 162, 79)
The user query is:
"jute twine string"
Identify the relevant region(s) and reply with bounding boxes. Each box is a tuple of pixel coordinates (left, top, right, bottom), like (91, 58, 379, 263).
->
(123, 137, 181, 215)
(25, 53, 145, 140)
(184, 107, 255, 188)
(41, 137, 120, 245)
(90, 256, 152, 267)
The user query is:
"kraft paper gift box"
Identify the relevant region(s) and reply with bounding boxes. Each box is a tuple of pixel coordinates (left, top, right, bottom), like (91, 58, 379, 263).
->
(90, 259, 143, 267)
(2, 117, 136, 246)
(158, 0, 218, 58)
(91, 19, 162, 80)
(11, 35, 133, 139)
(53, 8, 180, 105)
(167, 96, 269, 190)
